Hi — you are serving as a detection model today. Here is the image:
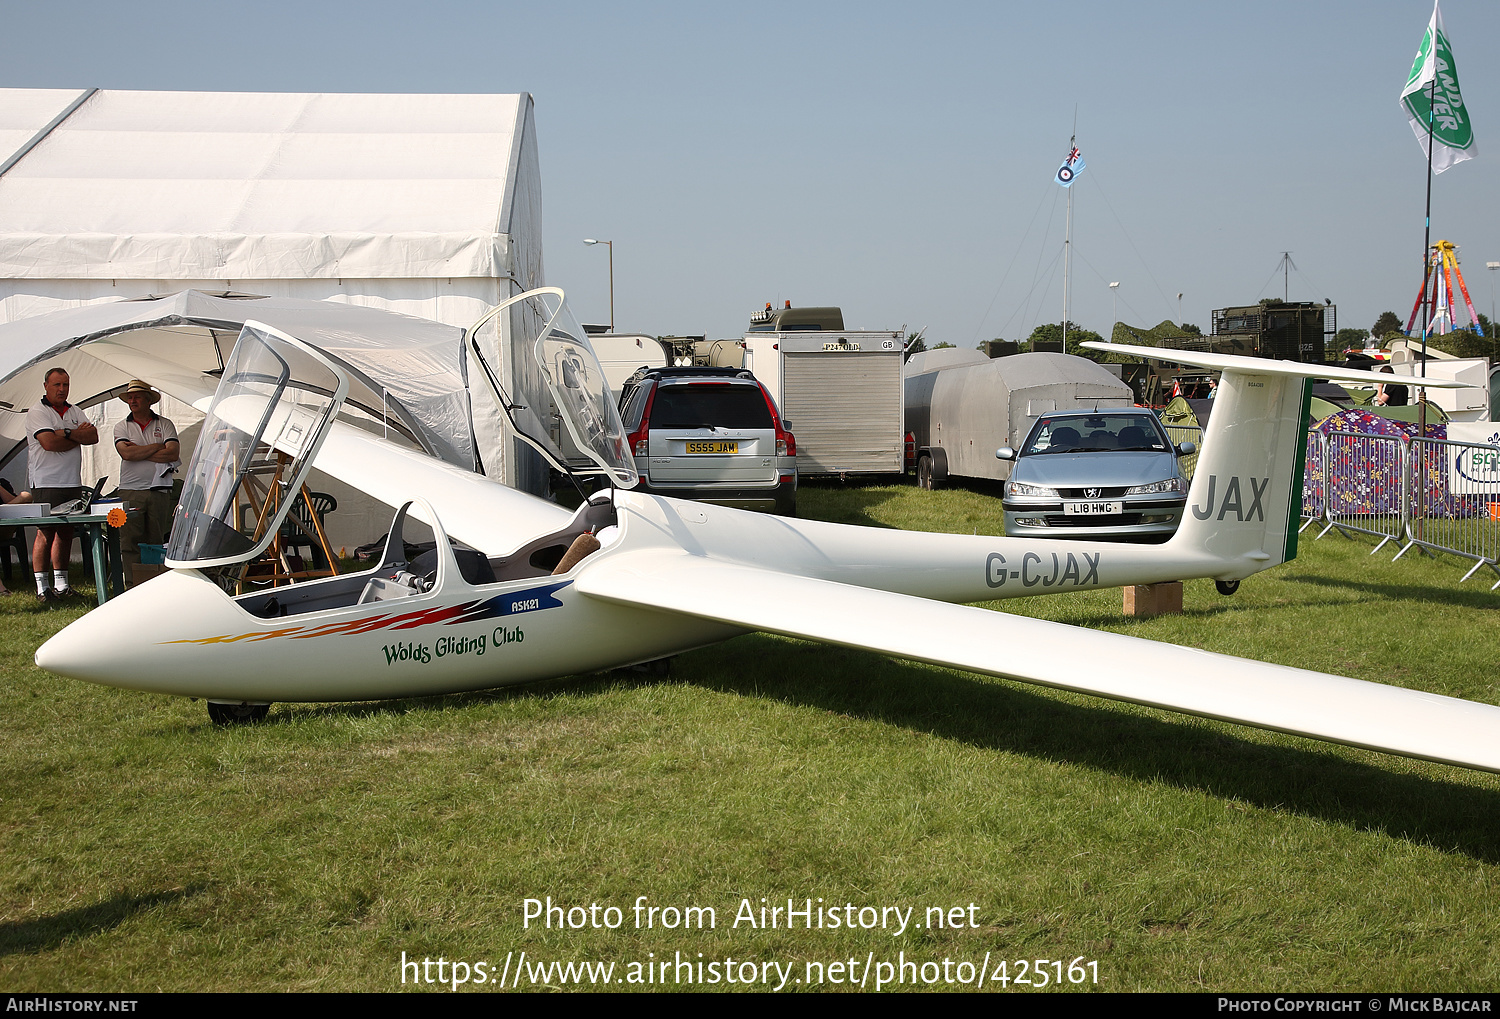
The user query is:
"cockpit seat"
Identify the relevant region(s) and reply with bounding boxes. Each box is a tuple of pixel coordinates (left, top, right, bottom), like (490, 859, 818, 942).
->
(410, 546, 497, 588)
(357, 576, 422, 604)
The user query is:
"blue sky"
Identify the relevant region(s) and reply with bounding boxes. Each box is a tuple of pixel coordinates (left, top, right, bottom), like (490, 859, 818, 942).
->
(3, 0, 1496, 344)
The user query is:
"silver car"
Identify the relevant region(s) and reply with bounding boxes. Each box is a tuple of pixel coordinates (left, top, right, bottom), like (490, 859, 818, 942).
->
(620, 367, 798, 515)
(998, 409, 1193, 542)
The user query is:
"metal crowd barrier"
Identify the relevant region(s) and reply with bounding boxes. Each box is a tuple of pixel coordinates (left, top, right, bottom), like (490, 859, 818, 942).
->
(1300, 430, 1500, 590)
(1399, 437, 1500, 587)
(1298, 431, 1323, 532)
(1316, 431, 1407, 553)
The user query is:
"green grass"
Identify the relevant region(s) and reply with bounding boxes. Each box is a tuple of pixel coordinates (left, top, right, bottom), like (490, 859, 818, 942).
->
(3, 484, 1499, 993)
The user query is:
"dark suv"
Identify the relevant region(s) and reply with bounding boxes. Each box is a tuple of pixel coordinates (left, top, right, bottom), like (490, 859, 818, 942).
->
(619, 367, 797, 515)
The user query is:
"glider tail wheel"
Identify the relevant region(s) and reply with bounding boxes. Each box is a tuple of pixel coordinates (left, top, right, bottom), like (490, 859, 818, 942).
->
(917, 455, 937, 491)
(208, 701, 271, 725)
(1215, 580, 1241, 596)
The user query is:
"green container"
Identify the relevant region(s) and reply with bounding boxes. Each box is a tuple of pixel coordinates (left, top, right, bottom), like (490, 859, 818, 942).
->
(139, 544, 167, 565)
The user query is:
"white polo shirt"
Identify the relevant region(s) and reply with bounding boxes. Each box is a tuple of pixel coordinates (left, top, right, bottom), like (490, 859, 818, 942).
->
(114, 412, 180, 490)
(26, 398, 91, 488)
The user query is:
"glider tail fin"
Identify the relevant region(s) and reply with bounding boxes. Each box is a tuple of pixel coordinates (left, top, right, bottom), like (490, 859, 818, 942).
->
(1166, 369, 1313, 576)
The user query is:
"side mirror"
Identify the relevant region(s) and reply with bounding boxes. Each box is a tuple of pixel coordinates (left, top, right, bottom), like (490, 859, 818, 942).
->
(1176, 441, 1196, 456)
(781, 420, 792, 429)
(996, 446, 1016, 461)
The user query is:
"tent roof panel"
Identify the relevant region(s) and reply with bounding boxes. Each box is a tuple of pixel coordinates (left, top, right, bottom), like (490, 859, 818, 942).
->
(6, 131, 510, 181)
(0, 231, 508, 280)
(0, 89, 78, 163)
(0, 89, 528, 280)
(0, 179, 505, 233)
(70, 90, 516, 134)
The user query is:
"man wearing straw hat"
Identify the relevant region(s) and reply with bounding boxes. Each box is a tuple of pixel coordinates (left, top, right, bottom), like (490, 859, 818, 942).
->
(114, 380, 180, 581)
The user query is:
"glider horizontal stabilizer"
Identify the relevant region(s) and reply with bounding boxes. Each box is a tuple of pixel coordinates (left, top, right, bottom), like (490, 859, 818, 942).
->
(1080, 341, 1473, 387)
(576, 550, 1500, 774)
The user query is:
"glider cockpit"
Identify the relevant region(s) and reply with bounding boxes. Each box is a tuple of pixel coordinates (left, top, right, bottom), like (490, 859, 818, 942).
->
(162, 290, 628, 622)
(229, 494, 618, 621)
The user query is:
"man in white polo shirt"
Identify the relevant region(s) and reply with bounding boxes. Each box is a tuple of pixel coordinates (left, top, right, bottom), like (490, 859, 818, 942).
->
(113, 380, 180, 580)
(26, 367, 99, 603)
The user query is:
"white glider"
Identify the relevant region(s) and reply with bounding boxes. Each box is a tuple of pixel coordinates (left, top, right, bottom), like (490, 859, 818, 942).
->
(34, 290, 1497, 774)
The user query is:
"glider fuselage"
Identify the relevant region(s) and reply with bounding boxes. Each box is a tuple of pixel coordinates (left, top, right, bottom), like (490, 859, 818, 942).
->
(36, 485, 1224, 703)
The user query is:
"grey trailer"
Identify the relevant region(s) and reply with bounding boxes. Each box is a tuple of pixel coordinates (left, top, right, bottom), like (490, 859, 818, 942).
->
(742, 308, 906, 477)
(905, 350, 1134, 487)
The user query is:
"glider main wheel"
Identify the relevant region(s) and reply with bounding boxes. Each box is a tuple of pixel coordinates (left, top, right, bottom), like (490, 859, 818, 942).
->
(1215, 580, 1240, 596)
(207, 701, 271, 726)
(621, 657, 673, 678)
(917, 455, 937, 491)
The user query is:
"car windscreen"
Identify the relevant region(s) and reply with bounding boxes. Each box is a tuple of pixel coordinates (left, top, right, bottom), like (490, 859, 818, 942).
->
(649, 384, 773, 430)
(1024, 414, 1169, 455)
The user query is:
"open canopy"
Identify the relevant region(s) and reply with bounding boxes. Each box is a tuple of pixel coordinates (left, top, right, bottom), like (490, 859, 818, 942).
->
(468, 288, 637, 488)
(167, 323, 347, 568)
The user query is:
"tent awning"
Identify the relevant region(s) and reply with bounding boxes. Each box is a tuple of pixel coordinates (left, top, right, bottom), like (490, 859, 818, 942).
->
(0, 291, 475, 470)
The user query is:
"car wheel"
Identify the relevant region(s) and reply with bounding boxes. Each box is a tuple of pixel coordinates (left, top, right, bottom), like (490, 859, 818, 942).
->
(1215, 580, 1240, 596)
(917, 455, 937, 491)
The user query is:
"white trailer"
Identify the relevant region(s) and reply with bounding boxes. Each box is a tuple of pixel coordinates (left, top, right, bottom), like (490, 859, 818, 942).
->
(743, 329, 906, 476)
(904, 350, 1134, 488)
(588, 333, 669, 395)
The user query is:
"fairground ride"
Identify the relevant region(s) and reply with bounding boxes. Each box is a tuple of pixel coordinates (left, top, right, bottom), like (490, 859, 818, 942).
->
(1405, 239, 1483, 338)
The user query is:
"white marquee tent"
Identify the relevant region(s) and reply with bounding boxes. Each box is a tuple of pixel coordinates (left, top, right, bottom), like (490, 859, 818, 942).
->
(0, 87, 548, 489)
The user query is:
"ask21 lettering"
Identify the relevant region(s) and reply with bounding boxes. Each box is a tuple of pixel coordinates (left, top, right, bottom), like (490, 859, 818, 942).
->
(986, 551, 1100, 590)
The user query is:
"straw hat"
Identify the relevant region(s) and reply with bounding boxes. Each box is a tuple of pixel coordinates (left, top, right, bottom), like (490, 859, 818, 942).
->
(118, 380, 160, 405)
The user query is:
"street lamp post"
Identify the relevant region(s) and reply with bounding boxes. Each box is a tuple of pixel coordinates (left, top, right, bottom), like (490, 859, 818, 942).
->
(1109, 282, 1120, 340)
(583, 238, 614, 333)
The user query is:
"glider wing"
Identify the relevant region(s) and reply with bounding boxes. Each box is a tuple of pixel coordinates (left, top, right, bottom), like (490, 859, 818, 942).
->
(576, 549, 1500, 773)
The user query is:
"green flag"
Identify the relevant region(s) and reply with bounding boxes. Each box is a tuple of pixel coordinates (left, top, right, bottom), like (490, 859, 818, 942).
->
(1400, 0, 1475, 173)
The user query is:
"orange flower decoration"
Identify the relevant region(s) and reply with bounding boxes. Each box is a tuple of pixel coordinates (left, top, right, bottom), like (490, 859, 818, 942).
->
(107, 507, 128, 528)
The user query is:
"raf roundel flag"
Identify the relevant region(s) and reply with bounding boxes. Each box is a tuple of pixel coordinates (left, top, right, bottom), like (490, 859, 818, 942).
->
(1055, 147, 1085, 188)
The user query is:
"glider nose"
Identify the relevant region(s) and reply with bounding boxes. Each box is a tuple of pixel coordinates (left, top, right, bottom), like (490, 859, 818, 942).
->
(35, 586, 141, 683)
(35, 569, 224, 691)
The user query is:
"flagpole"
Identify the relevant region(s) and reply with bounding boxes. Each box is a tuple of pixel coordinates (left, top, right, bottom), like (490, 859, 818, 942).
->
(1064, 106, 1077, 351)
(1054, 124, 1083, 350)
(1418, 77, 1433, 441)
(1063, 160, 1072, 350)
